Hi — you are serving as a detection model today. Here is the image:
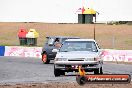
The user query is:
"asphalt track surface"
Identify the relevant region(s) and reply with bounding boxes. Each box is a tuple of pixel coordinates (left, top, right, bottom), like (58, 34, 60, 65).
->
(0, 56, 132, 84)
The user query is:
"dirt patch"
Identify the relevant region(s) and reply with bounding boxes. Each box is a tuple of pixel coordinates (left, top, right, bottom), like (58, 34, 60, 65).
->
(0, 82, 132, 88)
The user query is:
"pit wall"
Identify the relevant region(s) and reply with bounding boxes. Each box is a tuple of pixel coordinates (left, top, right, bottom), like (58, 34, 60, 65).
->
(0, 46, 42, 58)
(0, 46, 132, 62)
(101, 49, 132, 62)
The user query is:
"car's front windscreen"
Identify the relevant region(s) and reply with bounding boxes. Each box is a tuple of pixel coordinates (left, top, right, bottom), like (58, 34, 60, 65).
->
(60, 41, 98, 52)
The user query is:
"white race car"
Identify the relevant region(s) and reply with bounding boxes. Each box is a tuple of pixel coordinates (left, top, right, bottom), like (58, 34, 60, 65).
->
(53, 39, 103, 77)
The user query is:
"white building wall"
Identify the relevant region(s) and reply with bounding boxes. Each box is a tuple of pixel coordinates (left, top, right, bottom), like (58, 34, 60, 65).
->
(0, 0, 132, 23)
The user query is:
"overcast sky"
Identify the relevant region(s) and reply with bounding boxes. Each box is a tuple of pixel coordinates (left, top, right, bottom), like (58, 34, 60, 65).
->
(0, 0, 132, 23)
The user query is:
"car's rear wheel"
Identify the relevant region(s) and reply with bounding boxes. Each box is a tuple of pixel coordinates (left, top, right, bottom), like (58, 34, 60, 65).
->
(42, 53, 50, 64)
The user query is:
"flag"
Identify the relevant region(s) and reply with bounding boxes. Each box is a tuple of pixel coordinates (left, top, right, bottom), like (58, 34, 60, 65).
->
(75, 7, 85, 14)
(82, 6, 85, 14)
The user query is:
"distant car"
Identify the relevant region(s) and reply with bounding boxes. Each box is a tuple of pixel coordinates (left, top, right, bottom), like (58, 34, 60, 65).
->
(41, 36, 79, 64)
(53, 39, 103, 77)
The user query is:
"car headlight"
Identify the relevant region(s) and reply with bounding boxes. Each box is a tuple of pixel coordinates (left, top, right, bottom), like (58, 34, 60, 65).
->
(55, 58, 67, 61)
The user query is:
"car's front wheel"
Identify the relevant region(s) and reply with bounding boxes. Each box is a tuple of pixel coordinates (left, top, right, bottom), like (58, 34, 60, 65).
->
(94, 67, 103, 74)
(42, 53, 50, 64)
(94, 69, 99, 74)
(54, 69, 60, 77)
(100, 67, 103, 74)
(54, 65, 65, 77)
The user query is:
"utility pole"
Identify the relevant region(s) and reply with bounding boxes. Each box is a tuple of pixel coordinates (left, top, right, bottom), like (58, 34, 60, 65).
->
(93, 12, 99, 40)
(93, 21, 96, 40)
(93, 14, 96, 40)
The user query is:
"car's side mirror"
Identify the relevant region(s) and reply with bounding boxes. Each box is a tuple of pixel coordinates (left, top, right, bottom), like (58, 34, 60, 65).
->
(52, 49, 59, 52)
(98, 49, 103, 52)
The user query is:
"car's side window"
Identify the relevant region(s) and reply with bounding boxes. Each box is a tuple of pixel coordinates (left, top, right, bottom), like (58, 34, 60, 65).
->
(47, 38, 54, 45)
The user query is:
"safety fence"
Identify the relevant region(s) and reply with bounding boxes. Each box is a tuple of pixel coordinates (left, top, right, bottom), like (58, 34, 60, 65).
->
(0, 46, 132, 62)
